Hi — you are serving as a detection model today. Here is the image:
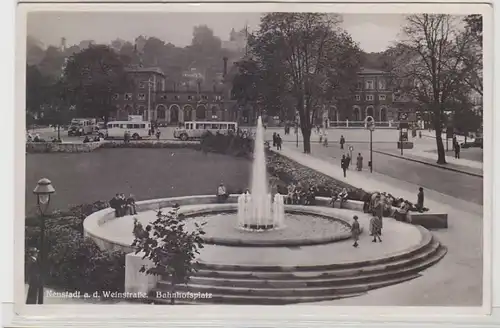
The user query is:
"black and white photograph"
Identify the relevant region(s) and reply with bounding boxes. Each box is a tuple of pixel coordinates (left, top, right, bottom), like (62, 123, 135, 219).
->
(18, 2, 490, 313)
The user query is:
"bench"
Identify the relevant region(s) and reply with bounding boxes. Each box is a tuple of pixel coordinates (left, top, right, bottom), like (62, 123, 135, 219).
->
(409, 212, 448, 229)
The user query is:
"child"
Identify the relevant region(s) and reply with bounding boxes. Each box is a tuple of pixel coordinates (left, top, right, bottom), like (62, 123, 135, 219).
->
(351, 216, 361, 247)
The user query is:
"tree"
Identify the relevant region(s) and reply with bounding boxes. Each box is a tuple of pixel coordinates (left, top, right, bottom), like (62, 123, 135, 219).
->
(132, 206, 206, 305)
(62, 45, 130, 124)
(27, 36, 46, 66)
(191, 25, 222, 55)
(26, 65, 51, 118)
(390, 14, 476, 164)
(248, 13, 361, 153)
(38, 46, 66, 79)
(42, 80, 73, 140)
(462, 15, 483, 96)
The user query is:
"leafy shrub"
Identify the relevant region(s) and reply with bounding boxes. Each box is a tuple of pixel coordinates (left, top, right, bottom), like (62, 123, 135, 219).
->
(200, 132, 253, 158)
(132, 206, 205, 304)
(25, 200, 126, 293)
(266, 151, 424, 210)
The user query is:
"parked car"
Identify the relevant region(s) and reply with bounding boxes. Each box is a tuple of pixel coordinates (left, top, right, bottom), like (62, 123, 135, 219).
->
(461, 137, 483, 149)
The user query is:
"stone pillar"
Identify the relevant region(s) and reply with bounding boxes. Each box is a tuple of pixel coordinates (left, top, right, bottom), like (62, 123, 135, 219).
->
(124, 252, 159, 294)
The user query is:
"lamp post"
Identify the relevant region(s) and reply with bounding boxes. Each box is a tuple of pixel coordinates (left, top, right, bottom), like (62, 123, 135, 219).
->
(369, 125, 374, 173)
(146, 78, 154, 123)
(32, 178, 55, 304)
(365, 116, 374, 173)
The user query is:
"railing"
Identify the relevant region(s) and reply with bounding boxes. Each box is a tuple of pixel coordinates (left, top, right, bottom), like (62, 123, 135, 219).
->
(328, 121, 398, 128)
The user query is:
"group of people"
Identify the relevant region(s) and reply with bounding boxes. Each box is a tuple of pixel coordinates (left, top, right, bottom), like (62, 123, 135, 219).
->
(340, 153, 365, 177)
(83, 135, 101, 143)
(349, 212, 383, 248)
(272, 133, 283, 150)
(109, 193, 137, 217)
(26, 133, 43, 142)
(285, 183, 318, 205)
(330, 188, 349, 208)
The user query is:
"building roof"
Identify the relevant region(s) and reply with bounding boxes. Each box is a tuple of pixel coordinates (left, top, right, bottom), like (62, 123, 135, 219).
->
(358, 67, 388, 75)
(125, 67, 165, 76)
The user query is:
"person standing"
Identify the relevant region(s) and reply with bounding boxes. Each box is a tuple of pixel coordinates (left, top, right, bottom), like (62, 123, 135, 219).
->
(454, 141, 461, 159)
(346, 153, 351, 169)
(340, 135, 345, 149)
(356, 153, 363, 171)
(272, 132, 277, 147)
(276, 134, 282, 150)
(156, 129, 161, 141)
(341, 155, 348, 178)
(370, 213, 382, 243)
(417, 187, 425, 212)
(351, 216, 361, 247)
(323, 130, 328, 147)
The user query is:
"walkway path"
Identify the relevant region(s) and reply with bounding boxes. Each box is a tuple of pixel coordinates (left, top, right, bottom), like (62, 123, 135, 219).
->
(274, 145, 484, 307)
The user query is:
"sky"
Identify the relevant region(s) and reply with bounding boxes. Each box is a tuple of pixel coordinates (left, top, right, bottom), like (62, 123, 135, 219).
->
(27, 12, 407, 53)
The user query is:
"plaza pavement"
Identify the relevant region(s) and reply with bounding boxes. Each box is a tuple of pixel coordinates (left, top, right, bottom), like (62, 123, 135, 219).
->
(274, 145, 484, 306)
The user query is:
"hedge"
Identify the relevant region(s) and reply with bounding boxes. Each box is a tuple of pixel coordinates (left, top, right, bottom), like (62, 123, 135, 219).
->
(25, 201, 125, 294)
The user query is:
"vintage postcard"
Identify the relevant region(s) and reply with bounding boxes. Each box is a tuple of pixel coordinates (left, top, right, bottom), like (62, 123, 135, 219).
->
(11, 0, 493, 325)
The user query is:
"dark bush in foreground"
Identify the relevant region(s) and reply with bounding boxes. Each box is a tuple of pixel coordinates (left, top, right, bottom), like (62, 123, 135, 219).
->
(25, 201, 126, 293)
(200, 131, 253, 158)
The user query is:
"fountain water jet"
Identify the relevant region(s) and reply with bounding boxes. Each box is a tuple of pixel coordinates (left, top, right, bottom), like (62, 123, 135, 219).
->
(237, 116, 285, 230)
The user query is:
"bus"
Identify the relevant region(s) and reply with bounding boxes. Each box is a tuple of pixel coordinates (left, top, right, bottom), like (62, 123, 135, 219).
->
(105, 121, 152, 140)
(68, 118, 97, 136)
(173, 121, 238, 141)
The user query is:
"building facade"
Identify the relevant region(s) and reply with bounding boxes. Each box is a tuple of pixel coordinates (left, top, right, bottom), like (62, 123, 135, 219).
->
(111, 60, 237, 124)
(322, 68, 413, 125)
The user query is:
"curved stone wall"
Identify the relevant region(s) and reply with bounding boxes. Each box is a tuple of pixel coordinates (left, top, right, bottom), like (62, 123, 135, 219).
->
(83, 195, 367, 254)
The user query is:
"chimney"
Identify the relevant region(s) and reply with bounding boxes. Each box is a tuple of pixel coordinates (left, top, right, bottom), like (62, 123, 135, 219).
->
(223, 57, 228, 77)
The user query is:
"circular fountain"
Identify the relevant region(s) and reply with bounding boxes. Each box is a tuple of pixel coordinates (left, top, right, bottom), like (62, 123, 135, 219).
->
(83, 116, 447, 304)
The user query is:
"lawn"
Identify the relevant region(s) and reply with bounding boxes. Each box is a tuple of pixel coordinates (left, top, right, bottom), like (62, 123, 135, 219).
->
(25, 148, 252, 216)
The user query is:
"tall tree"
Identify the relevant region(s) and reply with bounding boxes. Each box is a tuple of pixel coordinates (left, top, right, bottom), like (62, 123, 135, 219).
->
(462, 15, 483, 96)
(26, 65, 51, 117)
(191, 25, 222, 55)
(390, 14, 476, 164)
(42, 80, 73, 140)
(62, 45, 129, 124)
(26, 36, 46, 66)
(248, 13, 361, 153)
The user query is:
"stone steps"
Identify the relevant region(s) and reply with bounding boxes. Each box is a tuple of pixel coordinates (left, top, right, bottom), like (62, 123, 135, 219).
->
(194, 226, 434, 273)
(149, 233, 447, 304)
(161, 274, 422, 297)
(186, 244, 444, 288)
(191, 234, 437, 281)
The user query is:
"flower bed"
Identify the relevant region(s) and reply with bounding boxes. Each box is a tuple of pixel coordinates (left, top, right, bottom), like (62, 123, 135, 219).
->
(266, 151, 428, 213)
(25, 201, 126, 294)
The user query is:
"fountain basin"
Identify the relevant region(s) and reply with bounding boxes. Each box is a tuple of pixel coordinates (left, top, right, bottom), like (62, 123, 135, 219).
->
(84, 201, 355, 252)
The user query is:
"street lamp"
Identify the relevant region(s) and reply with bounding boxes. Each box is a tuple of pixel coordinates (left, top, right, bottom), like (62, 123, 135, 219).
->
(365, 116, 375, 173)
(32, 178, 55, 304)
(146, 78, 155, 123)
